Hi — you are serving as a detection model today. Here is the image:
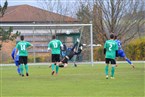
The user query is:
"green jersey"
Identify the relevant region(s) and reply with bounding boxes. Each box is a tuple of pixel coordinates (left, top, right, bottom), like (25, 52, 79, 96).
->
(104, 40, 118, 59)
(16, 41, 32, 56)
(48, 39, 62, 54)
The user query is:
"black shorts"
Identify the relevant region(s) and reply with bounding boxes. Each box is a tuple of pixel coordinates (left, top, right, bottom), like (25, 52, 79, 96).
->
(19, 56, 28, 65)
(105, 58, 116, 64)
(52, 54, 60, 62)
(61, 56, 68, 64)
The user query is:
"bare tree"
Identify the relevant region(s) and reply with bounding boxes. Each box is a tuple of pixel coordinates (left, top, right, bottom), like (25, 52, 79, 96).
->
(76, 0, 145, 44)
(35, 0, 79, 39)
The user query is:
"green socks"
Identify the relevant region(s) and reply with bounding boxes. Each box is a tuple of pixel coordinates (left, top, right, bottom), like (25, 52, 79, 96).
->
(51, 63, 59, 74)
(105, 65, 109, 76)
(105, 65, 115, 77)
(20, 64, 24, 75)
(51, 64, 55, 71)
(111, 66, 115, 77)
(25, 64, 29, 73)
(56, 65, 59, 74)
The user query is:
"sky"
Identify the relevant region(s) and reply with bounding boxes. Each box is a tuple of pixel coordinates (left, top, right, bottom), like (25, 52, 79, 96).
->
(0, 0, 80, 17)
(1, 0, 40, 8)
(0, 0, 79, 8)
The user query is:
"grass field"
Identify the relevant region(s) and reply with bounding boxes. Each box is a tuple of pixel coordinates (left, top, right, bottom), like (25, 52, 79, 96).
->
(0, 63, 144, 97)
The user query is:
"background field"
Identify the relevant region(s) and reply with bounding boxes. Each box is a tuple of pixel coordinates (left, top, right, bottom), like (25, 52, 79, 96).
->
(0, 63, 144, 97)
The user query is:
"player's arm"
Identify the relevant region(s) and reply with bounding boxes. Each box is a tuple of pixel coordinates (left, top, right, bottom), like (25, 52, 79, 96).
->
(115, 43, 119, 57)
(47, 42, 51, 52)
(11, 48, 16, 60)
(75, 45, 83, 55)
(104, 48, 106, 55)
(27, 42, 33, 49)
(14, 48, 18, 60)
(104, 42, 107, 55)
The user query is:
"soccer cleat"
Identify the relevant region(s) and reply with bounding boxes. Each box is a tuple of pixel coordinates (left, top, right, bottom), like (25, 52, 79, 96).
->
(74, 64, 77, 67)
(26, 73, 29, 76)
(115, 64, 119, 67)
(48, 65, 51, 68)
(51, 71, 55, 75)
(106, 75, 109, 79)
(131, 64, 135, 69)
(111, 77, 115, 79)
(82, 44, 87, 46)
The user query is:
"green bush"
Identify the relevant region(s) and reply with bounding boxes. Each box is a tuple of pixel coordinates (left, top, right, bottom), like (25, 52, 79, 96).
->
(125, 38, 145, 60)
(94, 46, 105, 61)
(28, 55, 34, 63)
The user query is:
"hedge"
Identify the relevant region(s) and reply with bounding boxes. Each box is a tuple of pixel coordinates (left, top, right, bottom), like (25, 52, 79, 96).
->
(125, 38, 145, 60)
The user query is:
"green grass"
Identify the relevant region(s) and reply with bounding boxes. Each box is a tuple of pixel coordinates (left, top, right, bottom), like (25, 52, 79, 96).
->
(0, 63, 144, 97)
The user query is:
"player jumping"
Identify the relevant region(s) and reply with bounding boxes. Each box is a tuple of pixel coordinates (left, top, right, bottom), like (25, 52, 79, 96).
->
(57, 39, 83, 68)
(114, 35, 135, 68)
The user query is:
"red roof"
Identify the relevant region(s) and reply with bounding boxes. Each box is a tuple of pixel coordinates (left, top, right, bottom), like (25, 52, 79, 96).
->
(0, 4, 78, 23)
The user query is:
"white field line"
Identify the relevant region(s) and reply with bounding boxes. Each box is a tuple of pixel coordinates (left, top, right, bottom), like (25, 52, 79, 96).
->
(0, 61, 144, 66)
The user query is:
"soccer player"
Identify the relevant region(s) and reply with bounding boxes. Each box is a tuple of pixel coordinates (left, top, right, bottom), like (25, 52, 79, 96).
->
(104, 33, 118, 79)
(57, 39, 83, 68)
(114, 35, 135, 68)
(48, 35, 63, 75)
(11, 47, 20, 75)
(15, 35, 33, 77)
(61, 42, 67, 58)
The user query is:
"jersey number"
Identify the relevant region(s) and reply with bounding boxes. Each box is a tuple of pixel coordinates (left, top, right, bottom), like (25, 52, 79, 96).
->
(53, 43, 58, 48)
(20, 45, 26, 50)
(109, 44, 112, 51)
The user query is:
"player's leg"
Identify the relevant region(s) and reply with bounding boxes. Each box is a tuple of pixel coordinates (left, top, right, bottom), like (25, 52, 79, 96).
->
(111, 59, 116, 79)
(19, 56, 24, 76)
(24, 56, 29, 76)
(51, 54, 56, 75)
(15, 61, 21, 75)
(58, 56, 68, 68)
(55, 54, 61, 75)
(120, 50, 135, 68)
(105, 58, 109, 79)
(64, 63, 68, 67)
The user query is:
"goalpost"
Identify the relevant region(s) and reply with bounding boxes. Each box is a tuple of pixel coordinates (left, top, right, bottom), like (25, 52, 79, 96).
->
(1, 24, 94, 66)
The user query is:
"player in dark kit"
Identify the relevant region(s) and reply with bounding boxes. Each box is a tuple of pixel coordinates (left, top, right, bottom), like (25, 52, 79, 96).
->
(57, 39, 83, 68)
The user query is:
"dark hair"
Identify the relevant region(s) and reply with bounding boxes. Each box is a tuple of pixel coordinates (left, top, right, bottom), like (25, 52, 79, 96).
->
(20, 35, 24, 41)
(110, 33, 114, 39)
(114, 35, 117, 39)
(52, 35, 56, 39)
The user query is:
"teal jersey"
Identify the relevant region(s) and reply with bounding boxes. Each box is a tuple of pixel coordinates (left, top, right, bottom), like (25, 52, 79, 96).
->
(16, 41, 32, 56)
(104, 40, 118, 59)
(48, 39, 62, 54)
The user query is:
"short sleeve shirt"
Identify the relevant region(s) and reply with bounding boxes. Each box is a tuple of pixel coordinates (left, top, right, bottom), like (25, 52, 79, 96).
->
(16, 41, 32, 56)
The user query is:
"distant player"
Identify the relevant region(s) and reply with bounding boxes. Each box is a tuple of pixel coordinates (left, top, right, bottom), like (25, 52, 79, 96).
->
(11, 47, 20, 75)
(114, 35, 135, 68)
(57, 39, 83, 68)
(104, 33, 118, 79)
(15, 35, 33, 77)
(48, 35, 63, 75)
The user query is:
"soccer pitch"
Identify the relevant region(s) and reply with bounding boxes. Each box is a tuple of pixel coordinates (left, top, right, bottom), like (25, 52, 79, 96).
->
(0, 62, 144, 97)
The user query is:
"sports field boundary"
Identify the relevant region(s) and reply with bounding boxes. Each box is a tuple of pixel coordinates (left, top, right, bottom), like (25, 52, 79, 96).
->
(0, 61, 144, 66)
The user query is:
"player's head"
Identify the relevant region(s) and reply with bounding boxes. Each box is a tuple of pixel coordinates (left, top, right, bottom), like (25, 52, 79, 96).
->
(20, 35, 24, 41)
(110, 33, 114, 39)
(114, 35, 117, 40)
(52, 35, 56, 39)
